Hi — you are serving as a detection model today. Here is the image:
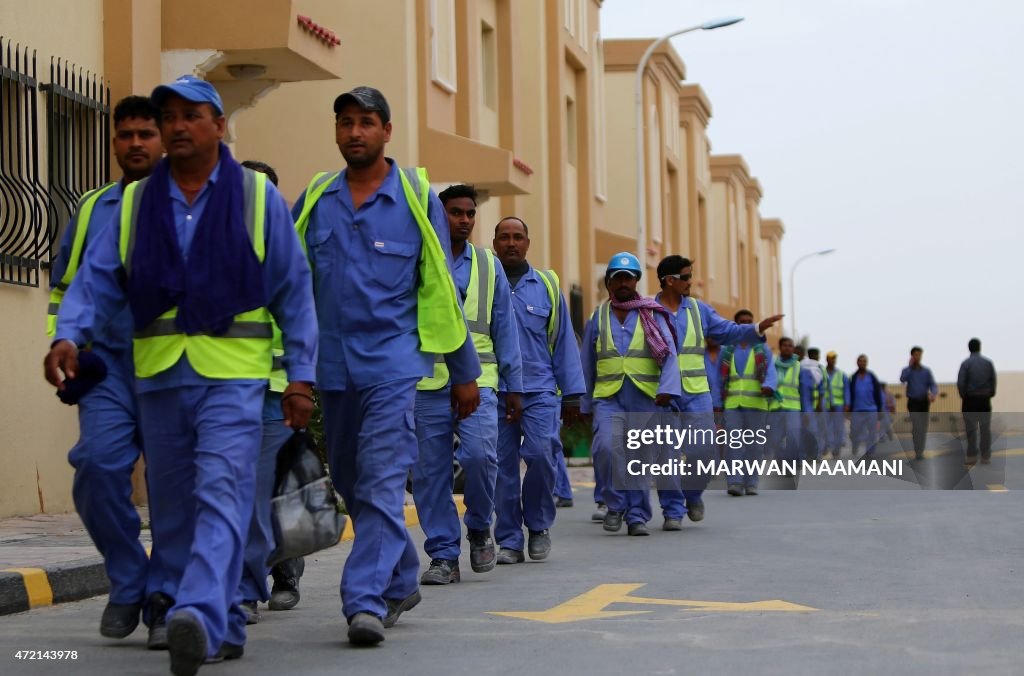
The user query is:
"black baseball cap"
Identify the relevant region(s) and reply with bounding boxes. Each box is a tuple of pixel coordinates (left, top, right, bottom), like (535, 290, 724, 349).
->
(333, 86, 390, 123)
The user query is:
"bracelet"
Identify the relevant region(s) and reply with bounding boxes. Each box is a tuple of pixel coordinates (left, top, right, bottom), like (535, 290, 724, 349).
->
(281, 391, 315, 404)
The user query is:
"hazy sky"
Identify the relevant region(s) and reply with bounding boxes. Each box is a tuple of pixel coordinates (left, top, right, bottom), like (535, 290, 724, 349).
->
(599, 0, 1022, 383)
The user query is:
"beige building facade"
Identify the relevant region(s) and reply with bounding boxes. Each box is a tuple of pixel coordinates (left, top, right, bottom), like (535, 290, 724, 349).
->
(0, 1, 783, 518)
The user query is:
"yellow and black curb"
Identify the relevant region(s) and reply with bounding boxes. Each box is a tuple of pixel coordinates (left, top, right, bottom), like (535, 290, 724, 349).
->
(0, 498, 455, 618)
(1, 559, 110, 616)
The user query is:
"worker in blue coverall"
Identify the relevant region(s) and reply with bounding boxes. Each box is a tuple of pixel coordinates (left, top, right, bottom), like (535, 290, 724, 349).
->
(801, 347, 829, 460)
(552, 405, 576, 508)
(654, 256, 782, 516)
(291, 87, 481, 647)
(581, 253, 681, 537)
(45, 76, 318, 675)
(492, 216, 586, 562)
(412, 185, 523, 585)
(45, 96, 163, 643)
(721, 310, 778, 495)
(769, 336, 815, 463)
(848, 354, 884, 458)
(234, 160, 305, 622)
(824, 351, 851, 458)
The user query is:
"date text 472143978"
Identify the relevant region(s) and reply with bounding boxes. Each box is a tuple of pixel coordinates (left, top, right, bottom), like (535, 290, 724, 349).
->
(15, 650, 78, 660)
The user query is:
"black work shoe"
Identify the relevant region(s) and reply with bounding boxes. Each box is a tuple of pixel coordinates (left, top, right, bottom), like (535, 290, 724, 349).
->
(167, 613, 208, 676)
(147, 592, 174, 650)
(555, 497, 575, 508)
(496, 547, 525, 565)
(662, 518, 683, 531)
(727, 484, 744, 496)
(627, 522, 650, 536)
(603, 510, 624, 532)
(347, 612, 385, 646)
(744, 486, 759, 496)
(100, 601, 141, 639)
(420, 558, 460, 585)
(205, 642, 244, 664)
(687, 501, 705, 522)
(383, 590, 421, 628)
(241, 600, 260, 625)
(591, 503, 608, 522)
(467, 529, 496, 573)
(527, 530, 551, 560)
(269, 578, 300, 611)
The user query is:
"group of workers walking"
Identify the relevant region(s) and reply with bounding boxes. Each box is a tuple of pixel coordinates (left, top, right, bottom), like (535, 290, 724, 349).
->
(40, 76, 998, 676)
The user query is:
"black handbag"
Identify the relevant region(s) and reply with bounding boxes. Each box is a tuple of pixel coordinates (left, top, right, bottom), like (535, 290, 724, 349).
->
(267, 430, 347, 567)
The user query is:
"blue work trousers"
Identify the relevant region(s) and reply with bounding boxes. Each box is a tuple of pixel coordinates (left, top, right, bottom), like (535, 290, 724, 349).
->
(495, 391, 557, 550)
(68, 348, 148, 605)
(725, 408, 768, 487)
(238, 391, 293, 603)
(825, 409, 847, 454)
(322, 379, 420, 621)
(138, 383, 263, 656)
(851, 411, 880, 456)
(412, 387, 498, 560)
(768, 410, 803, 462)
(670, 392, 716, 511)
(552, 415, 574, 501)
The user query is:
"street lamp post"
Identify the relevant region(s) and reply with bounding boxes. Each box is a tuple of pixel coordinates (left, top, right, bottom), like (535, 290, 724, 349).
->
(635, 17, 744, 287)
(789, 248, 836, 341)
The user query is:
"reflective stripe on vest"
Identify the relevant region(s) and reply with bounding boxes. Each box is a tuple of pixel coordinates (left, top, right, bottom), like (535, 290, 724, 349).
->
(724, 349, 768, 410)
(118, 168, 272, 379)
(419, 243, 498, 390)
(593, 301, 660, 400)
(827, 369, 846, 408)
(678, 298, 710, 394)
(772, 360, 801, 411)
(535, 268, 560, 353)
(46, 183, 118, 337)
(268, 322, 287, 393)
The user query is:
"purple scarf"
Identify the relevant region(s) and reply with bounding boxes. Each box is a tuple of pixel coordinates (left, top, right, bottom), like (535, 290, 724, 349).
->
(610, 294, 677, 367)
(127, 143, 266, 335)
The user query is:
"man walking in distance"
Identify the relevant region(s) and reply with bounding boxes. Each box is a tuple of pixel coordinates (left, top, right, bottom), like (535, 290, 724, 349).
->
(413, 186, 523, 584)
(824, 351, 850, 458)
(958, 338, 996, 466)
(46, 75, 318, 675)
(45, 95, 163, 643)
(900, 346, 938, 460)
(492, 216, 586, 562)
(291, 87, 480, 646)
(848, 354, 883, 459)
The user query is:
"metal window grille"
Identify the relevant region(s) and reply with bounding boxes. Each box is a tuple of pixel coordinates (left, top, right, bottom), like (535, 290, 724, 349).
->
(0, 38, 109, 288)
(42, 58, 110, 266)
(0, 39, 47, 287)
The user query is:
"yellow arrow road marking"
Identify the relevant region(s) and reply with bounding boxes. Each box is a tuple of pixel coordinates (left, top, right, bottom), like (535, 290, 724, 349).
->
(489, 583, 818, 623)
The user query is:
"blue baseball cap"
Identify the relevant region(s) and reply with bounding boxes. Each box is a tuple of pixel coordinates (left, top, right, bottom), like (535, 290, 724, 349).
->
(151, 75, 224, 115)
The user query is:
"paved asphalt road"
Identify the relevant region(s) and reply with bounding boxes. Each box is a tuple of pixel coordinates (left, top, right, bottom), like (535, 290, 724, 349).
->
(2, 444, 1022, 676)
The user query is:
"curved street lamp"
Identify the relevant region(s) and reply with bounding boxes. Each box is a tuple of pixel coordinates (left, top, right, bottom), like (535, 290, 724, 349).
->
(634, 17, 745, 283)
(789, 248, 836, 341)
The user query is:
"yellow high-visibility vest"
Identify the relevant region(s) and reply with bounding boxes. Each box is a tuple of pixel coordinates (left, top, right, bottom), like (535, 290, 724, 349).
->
(593, 301, 660, 400)
(118, 169, 272, 379)
(419, 243, 498, 390)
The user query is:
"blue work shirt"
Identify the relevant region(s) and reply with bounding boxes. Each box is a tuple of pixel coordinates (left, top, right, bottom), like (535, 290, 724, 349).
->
(55, 162, 319, 392)
(453, 244, 522, 392)
(500, 266, 585, 397)
(850, 371, 881, 412)
(900, 365, 937, 400)
(50, 181, 132, 354)
(580, 305, 680, 414)
(705, 349, 724, 409)
(655, 294, 765, 350)
(294, 159, 480, 391)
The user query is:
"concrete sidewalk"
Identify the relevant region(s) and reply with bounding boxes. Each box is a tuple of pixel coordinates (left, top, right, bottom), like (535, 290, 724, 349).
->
(0, 464, 596, 618)
(0, 509, 151, 616)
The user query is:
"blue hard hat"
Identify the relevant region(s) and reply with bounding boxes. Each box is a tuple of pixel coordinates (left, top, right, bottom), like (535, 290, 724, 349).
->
(151, 75, 224, 115)
(606, 252, 642, 280)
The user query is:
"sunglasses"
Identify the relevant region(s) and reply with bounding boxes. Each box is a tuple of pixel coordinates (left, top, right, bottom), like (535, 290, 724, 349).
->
(663, 273, 692, 282)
